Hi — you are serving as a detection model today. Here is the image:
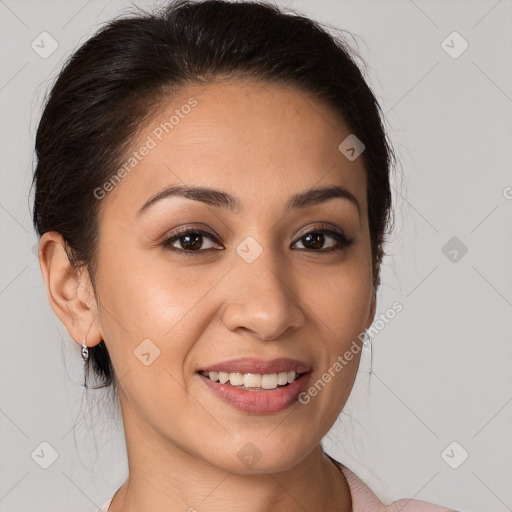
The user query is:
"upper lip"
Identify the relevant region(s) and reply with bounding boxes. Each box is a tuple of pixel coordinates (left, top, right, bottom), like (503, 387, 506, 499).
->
(198, 357, 312, 375)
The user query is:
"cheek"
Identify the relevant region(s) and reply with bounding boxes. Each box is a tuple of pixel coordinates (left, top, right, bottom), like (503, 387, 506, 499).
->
(299, 256, 373, 338)
(297, 252, 371, 397)
(94, 243, 218, 373)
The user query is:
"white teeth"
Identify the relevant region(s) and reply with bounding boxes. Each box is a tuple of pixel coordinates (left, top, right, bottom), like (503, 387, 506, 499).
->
(261, 373, 278, 389)
(229, 372, 244, 386)
(218, 372, 230, 384)
(277, 371, 288, 385)
(205, 371, 299, 389)
(243, 373, 261, 388)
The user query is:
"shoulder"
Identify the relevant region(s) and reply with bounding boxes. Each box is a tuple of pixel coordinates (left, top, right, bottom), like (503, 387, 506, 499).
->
(337, 462, 458, 512)
(95, 494, 114, 512)
(386, 498, 459, 512)
(95, 485, 122, 512)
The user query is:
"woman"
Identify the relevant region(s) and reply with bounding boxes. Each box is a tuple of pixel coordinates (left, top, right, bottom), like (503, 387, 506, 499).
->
(32, 0, 459, 510)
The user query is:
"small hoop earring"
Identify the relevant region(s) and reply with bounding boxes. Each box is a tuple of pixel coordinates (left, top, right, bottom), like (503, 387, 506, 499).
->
(81, 336, 89, 361)
(362, 332, 373, 375)
(367, 333, 373, 375)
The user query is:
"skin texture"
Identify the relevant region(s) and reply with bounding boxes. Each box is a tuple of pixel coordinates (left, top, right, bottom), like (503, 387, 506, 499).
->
(38, 79, 376, 512)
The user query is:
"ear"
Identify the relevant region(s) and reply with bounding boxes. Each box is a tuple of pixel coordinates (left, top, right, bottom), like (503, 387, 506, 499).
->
(37, 232, 103, 350)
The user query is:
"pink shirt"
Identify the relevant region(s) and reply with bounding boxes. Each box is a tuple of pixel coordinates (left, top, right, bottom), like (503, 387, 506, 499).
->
(96, 463, 458, 511)
(338, 464, 459, 511)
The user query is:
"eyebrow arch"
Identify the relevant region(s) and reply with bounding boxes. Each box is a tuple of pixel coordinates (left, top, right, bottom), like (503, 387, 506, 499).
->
(136, 184, 361, 218)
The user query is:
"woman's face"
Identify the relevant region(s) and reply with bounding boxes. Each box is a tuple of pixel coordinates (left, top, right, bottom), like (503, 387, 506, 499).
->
(90, 79, 375, 473)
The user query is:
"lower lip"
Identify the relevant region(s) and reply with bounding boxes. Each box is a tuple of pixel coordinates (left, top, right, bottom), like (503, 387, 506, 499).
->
(199, 373, 310, 414)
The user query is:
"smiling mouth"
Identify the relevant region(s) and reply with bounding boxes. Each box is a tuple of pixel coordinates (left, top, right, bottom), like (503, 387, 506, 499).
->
(199, 370, 307, 390)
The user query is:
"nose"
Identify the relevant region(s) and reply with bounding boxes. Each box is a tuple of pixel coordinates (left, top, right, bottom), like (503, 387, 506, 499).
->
(220, 244, 305, 341)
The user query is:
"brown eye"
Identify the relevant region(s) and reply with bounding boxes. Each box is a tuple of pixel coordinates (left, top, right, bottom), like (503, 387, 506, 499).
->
(293, 228, 354, 252)
(301, 232, 327, 250)
(161, 225, 354, 255)
(174, 232, 203, 251)
(161, 229, 223, 254)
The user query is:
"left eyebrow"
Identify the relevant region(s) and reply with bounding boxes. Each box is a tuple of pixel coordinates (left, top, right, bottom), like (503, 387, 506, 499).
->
(136, 184, 361, 218)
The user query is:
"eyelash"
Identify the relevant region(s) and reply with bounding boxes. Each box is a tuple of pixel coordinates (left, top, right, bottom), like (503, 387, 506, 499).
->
(160, 224, 355, 256)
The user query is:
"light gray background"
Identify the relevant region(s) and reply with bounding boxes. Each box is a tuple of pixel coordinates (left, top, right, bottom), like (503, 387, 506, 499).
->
(1, 0, 511, 511)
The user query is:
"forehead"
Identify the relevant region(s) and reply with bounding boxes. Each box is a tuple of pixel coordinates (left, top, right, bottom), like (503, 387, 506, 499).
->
(100, 79, 368, 219)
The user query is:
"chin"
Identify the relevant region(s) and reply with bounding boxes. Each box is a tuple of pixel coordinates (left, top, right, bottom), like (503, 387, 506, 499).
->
(199, 428, 317, 475)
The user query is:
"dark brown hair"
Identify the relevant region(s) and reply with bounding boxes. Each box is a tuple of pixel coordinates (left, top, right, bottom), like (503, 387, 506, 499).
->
(31, 0, 395, 392)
